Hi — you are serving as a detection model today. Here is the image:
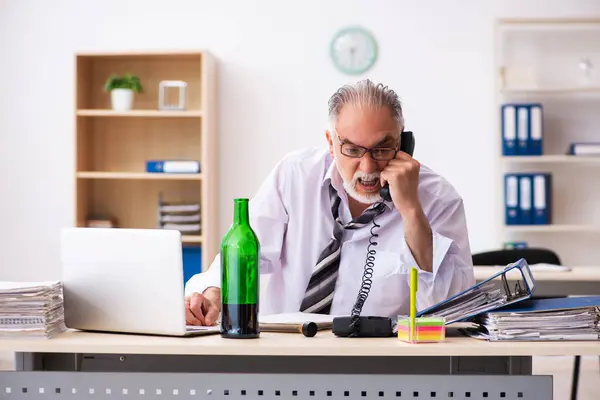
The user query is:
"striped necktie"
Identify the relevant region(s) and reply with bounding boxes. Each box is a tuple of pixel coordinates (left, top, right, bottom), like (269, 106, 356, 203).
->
(299, 184, 387, 314)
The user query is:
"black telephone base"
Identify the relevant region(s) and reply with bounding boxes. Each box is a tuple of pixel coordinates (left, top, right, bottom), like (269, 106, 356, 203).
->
(332, 316, 395, 338)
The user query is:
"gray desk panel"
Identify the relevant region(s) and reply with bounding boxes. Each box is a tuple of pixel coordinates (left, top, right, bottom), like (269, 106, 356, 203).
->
(16, 353, 532, 376)
(0, 371, 552, 400)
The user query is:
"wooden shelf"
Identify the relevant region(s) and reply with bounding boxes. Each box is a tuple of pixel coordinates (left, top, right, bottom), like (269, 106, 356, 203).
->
(74, 51, 219, 271)
(77, 172, 202, 180)
(77, 109, 203, 118)
(182, 235, 203, 244)
(504, 224, 600, 233)
(501, 155, 600, 164)
(497, 18, 600, 33)
(501, 86, 600, 95)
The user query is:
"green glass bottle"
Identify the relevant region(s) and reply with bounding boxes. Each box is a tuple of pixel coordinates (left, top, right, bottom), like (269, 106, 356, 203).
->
(220, 198, 260, 338)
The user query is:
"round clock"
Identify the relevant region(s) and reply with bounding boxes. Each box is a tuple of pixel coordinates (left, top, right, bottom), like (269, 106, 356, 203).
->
(330, 26, 378, 75)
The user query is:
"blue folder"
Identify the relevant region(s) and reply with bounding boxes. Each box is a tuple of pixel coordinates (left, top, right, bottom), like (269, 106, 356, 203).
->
(501, 104, 517, 155)
(516, 105, 530, 155)
(489, 296, 600, 314)
(532, 173, 552, 225)
(519, 174, 533, 224)
(528, 104, 543, 155)
(504, 173, 520, 225)
(417, 258, 535, 324)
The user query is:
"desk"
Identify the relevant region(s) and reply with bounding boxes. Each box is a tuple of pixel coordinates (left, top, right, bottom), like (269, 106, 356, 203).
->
(474, 266, 600, 296)
(2, 330, 600, 399)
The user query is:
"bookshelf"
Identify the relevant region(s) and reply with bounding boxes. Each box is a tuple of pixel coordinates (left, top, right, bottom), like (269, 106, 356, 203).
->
(494, 19, 600, 267)
(74, 51, 218, 273)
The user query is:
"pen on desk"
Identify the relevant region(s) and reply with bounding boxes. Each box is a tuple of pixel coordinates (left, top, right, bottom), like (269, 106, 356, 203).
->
(410, 267, 418, 341)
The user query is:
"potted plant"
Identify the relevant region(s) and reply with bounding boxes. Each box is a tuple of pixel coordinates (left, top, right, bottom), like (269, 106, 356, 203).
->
(104, 73, 143, 111)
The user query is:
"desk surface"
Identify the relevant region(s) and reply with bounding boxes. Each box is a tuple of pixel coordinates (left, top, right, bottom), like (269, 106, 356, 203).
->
(1, 329, 599, 357)
(473, 266, 600, 282)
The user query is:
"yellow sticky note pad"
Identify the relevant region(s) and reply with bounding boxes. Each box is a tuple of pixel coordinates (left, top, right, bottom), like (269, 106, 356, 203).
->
(397, 316, 446, 343)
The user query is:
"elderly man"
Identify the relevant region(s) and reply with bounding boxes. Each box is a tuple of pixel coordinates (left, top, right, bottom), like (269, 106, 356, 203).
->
(184, 79, 474, 326)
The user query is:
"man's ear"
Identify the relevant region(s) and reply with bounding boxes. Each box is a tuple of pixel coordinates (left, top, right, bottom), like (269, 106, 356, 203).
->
(325, 130, 334, 158)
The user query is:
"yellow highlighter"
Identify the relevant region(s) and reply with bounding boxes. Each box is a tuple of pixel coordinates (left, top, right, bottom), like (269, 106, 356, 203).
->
(410, 267, 418, 341)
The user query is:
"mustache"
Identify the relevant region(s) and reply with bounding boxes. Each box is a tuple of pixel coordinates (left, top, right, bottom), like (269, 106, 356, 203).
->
(352, 171, 380, 181)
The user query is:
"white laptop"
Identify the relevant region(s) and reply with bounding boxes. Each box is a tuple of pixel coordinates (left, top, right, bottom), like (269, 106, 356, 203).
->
(60, 227, 220, 337)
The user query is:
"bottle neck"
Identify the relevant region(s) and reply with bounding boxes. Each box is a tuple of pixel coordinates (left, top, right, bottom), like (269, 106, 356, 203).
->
(233, 198, 250, 226)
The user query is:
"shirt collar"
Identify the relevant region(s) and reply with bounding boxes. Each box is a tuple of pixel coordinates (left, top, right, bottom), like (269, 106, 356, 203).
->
(322, 153, 343, 192)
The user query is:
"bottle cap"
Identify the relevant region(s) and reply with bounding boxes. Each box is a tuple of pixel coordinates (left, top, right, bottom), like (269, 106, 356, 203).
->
(302, 322, 318, 337)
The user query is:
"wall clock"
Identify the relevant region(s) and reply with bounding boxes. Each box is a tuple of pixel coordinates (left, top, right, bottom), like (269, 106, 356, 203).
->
(330, 26, 378, 75)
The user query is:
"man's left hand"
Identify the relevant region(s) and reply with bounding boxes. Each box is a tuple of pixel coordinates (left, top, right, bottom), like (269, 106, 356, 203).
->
(380, 151, 421, 216)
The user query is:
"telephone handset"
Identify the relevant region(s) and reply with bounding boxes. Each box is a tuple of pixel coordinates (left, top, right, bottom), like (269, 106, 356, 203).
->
(379, 131, 415, 202)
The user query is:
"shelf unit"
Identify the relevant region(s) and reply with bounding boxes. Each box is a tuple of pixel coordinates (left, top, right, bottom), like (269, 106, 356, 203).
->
(501, 155, 600, 164)
(494, 19, 600, 267)
(74, 51, 218, 272)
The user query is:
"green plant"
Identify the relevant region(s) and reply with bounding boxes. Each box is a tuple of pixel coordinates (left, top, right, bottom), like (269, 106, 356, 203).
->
(104, 73, 144, 93)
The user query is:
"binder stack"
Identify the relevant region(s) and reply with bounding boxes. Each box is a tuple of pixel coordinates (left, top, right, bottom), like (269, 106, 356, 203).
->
(157, 192, 202, 235)
(0, 280, 67, 339)
(464, 296, 600, 341)
(501, 103, 543, 156)
(418, 258, 535, 324)
(505, 173, 552, 225)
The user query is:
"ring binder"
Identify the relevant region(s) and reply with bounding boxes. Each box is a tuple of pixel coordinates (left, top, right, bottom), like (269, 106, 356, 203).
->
(418, 258, 535, 324)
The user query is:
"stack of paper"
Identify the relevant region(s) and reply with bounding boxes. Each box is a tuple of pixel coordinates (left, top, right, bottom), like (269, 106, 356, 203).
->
(419, 281, 506, 323)
(476, 308, 599, 341)
(463, 296, 600, 341)
(0, 280, 67, 339)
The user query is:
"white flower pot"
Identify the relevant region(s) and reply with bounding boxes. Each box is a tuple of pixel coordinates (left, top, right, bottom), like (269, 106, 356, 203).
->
(110, 88, 134, 111)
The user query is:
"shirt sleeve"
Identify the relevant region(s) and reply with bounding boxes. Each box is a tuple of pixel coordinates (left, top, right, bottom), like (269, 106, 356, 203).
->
(184, 159, 290, 297)
(396, 197, 475, 311)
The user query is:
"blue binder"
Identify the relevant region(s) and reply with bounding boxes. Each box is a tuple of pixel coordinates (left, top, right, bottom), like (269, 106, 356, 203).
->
(501, 104, 517, 155)
(569, 142, 600, 155)
(504, 173, 520, 225)
(532, 173, 552, 224)
(528, 104, 543, 155)
(519, 174, 533, 224)
(490, 295, 600, 314)
(417, 258, 535, 324)
(146, 160, 201, 173)
(516, 105, 530, 155)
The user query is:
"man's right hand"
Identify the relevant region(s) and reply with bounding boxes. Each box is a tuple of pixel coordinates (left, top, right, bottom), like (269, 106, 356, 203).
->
(185, 288, 221, 326)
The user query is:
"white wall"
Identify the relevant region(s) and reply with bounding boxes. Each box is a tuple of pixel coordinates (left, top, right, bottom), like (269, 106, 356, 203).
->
(1, 0, 599, 280)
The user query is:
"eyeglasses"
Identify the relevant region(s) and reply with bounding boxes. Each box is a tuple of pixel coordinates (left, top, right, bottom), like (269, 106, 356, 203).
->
(337, 134, 398, 161)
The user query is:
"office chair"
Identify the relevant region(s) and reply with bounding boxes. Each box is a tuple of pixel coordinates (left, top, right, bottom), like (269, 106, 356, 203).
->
(472, 247, 561, 266)
(472, 247, 581, 400)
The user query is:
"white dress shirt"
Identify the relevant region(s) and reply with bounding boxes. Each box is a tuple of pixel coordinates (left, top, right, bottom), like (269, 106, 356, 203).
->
(185, 147, 475, 318)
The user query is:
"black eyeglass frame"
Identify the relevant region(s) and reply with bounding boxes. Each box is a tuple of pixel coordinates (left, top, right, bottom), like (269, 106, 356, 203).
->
(336, 134, 399, 161)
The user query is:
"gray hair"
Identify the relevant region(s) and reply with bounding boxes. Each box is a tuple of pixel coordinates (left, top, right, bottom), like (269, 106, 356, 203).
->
(328, 79, 405, 131)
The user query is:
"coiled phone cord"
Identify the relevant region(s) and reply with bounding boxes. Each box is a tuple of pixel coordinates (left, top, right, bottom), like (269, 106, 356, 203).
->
(348, 201, 386, 336)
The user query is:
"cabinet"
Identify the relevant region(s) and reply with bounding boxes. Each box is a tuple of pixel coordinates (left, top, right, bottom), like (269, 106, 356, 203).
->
(495, 19, 600, 267)
(74, 51, 218, 273)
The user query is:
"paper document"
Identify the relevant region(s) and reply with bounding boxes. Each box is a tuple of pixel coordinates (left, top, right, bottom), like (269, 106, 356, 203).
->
(528, 264, 571, 272)
(462, 296, 600, 341)
(0, 280, 62, 292)
(259, 312, 338, 325)
(0, 280, 66, 339)
(185, 325, 220, 332)
(419, 282, 505, 323)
